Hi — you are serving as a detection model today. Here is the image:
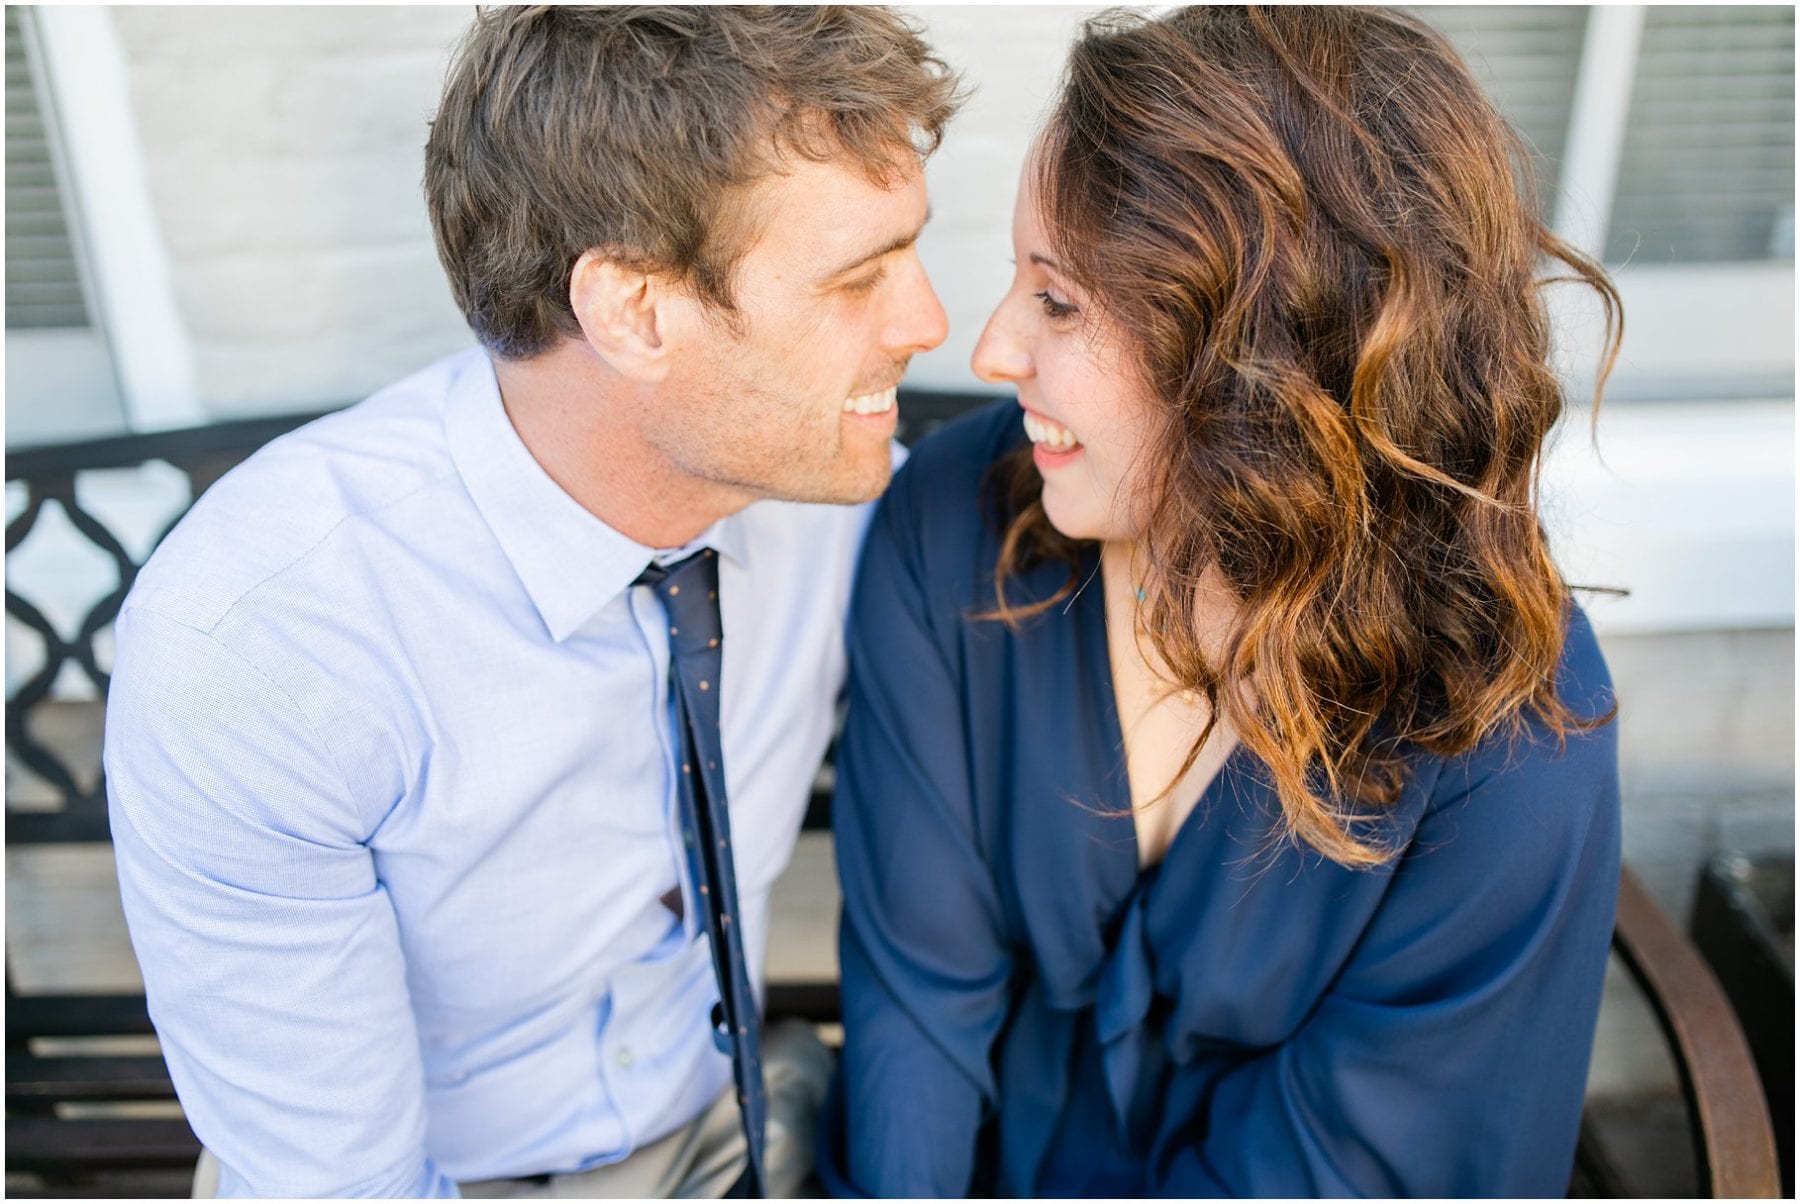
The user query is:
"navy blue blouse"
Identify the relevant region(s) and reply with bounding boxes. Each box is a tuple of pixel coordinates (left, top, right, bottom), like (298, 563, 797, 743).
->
(819, 401, 1622, 1198)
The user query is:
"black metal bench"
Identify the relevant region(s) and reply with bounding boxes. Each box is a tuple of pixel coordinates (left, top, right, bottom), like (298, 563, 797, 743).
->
(5, 392, 1781, 1197)
(2, 389, 975, 1197)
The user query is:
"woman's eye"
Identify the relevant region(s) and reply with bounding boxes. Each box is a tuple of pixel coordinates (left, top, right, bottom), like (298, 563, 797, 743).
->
(843, 267, 887, 295)
(1035, 290, 1079, 320)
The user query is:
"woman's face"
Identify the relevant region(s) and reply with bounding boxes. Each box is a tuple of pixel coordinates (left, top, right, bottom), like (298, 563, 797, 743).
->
(971, 162, 1159, 544)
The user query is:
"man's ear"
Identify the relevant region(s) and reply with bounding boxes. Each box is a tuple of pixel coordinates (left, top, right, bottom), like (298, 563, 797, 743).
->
(569, 249, 677, 382)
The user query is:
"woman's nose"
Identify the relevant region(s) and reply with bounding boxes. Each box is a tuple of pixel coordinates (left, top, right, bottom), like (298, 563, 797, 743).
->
(970, 301, 1031, 385)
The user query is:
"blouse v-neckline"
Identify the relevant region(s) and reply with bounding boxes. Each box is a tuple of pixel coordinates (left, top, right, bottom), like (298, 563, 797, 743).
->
(1073, 547, 1248, 882)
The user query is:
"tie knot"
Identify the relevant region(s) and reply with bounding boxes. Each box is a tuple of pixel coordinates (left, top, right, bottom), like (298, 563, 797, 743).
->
(636, 547, 723, 650)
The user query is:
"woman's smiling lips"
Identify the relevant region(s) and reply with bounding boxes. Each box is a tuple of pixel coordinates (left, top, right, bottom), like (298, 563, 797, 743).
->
(1021, 405, 1084, 469)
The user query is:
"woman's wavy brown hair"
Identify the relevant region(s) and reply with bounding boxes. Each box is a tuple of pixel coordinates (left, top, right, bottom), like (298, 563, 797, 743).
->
(991, 5, 1622, 867)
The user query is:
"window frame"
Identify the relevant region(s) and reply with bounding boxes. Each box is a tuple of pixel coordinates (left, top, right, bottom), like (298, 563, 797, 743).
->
(24, 6, 201, 435)
(1536, 4, 1792, 633)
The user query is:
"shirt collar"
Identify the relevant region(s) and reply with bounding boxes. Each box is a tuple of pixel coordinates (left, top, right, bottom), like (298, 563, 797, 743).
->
(445, 353, 751, 643)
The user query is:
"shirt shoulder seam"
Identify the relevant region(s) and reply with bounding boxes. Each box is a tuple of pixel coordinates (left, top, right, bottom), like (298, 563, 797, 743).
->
(121, 601, 363, 817)
(165, 463, 464, 639)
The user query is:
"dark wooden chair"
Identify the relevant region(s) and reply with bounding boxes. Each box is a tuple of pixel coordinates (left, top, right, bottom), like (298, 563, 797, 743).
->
(1690, 853, 1794, 1196)
(1568, 868, 1782, 1197)
(4, 401, 1783, 1198)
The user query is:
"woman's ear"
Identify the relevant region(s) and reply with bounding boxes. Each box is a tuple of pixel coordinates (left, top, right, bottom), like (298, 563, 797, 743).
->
(569, 249, 675, 383)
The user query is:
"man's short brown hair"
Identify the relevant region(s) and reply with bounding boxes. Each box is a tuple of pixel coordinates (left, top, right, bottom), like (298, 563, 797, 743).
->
(424, 5, 963, 359)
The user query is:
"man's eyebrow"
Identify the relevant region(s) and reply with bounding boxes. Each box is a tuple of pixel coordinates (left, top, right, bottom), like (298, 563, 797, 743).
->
(823, 207, 933, 280)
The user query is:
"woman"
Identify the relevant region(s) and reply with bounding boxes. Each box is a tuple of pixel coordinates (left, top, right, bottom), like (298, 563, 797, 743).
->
(821, 6, 1623, 1198)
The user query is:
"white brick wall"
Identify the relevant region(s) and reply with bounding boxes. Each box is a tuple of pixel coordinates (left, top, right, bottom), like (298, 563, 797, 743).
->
(902, 5, 1106, 393)
(102, 5, 1115, 416)
(35, 1, 1788, 661)
(110, 5, 474, 414)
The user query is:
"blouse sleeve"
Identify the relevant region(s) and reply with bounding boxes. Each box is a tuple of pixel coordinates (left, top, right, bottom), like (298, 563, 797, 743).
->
(823, 472, 1015, 1198)
(1158, 704, 1622, 1197)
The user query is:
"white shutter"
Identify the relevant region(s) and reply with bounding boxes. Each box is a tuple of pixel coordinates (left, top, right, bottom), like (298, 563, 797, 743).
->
(5, 6, 91, 330)
(1606, 5, 1794, 265)
(1406, 5, 1590, 213)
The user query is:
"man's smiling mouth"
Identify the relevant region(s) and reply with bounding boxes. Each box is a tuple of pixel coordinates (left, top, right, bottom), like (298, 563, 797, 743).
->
(842, 386, 897, 415)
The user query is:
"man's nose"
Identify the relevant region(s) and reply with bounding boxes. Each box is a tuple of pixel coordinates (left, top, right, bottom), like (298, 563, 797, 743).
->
(886, 253, 950, 356)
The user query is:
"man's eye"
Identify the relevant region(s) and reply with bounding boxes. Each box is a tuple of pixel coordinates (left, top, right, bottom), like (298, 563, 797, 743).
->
(1035, 290, 1079, 320)
(843, 267, 887, 295)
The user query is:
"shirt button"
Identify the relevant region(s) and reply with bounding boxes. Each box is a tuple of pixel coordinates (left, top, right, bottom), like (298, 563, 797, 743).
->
(616, 1046, 634, 1068)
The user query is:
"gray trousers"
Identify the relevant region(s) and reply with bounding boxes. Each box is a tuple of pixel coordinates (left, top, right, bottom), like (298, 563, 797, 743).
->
(192, 1020, 833, 1199)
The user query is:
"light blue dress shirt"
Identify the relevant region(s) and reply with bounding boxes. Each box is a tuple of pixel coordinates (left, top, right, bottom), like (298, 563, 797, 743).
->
(104, 348, 882, 1197)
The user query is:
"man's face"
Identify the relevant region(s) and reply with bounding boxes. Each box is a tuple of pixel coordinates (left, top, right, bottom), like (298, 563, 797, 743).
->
(653, 154, 948, 507)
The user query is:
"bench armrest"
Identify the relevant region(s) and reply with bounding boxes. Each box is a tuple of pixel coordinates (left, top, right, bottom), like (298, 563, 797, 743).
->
(1612, 865, 1780, 1198)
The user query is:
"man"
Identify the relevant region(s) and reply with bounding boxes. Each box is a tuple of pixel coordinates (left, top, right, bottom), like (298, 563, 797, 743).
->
(104, 7, 958, 1196)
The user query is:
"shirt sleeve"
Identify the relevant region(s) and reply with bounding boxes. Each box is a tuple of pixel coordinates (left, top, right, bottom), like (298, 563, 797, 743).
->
(1156, 718, 1622, 1197)
(105, 607, 459, 1198)
(825, 480, 1015, 1198)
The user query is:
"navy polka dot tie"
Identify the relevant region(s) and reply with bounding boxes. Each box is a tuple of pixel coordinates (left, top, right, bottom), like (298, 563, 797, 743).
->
(635, 548, 767, 1197)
